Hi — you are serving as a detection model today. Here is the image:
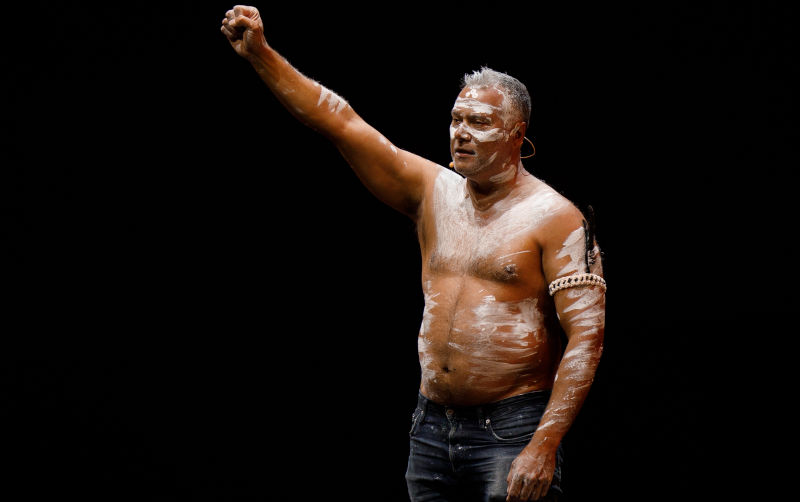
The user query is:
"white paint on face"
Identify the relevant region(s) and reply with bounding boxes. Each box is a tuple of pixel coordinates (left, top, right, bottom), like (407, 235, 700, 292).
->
(454, 97, 502, 116)
(451, 96, 510, 144)
(450, 93, 511, 175)
(450, 123, 508, 144)
(431, 169, 565, 272)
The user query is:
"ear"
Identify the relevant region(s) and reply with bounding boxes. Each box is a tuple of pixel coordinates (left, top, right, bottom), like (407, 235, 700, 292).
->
(511, 122, 527, 144)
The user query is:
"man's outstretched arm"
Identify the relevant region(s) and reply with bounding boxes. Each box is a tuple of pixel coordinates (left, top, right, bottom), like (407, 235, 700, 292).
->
(221, 5, 438, 218)
(506, 209, 606, 502)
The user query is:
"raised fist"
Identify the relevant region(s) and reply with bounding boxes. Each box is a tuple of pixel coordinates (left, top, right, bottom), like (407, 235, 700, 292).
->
(220, 5, 266, 60)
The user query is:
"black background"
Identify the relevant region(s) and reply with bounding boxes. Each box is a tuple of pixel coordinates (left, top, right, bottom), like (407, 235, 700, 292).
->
(3, 1, 796, 500)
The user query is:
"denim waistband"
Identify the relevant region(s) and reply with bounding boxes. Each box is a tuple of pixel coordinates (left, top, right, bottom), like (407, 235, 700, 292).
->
(417, 389, 552, 421)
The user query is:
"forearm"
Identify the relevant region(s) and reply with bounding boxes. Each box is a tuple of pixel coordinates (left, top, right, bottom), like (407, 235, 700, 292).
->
(221, 6, 432, 217)
(245, 43, 354, 140)
(531, 328, 603, 451)
(531, 285, 606, 453)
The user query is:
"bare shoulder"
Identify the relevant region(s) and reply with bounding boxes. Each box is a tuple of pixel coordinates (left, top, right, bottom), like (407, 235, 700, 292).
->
(525, 177, 582, 217)
(525, 178, 586, 245)
(425, 164, 466, 202)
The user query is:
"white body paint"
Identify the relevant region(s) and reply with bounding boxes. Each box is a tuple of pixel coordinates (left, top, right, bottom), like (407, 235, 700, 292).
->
(470, 295, 544, 345)
(554, 225, 603, 277)
(453, 97, 502, 116)
(488, 162, 517, 183)
(540, 288, 604, 433)
(555, 227, 586, 276)
(538, 229, 606, 437)
(314, 82, 348, 113)
(458, 86, 513, 126)
(415, 165, 605, 410)
(417, 288, 547, 390)
(415, 169, 573, 393)
(418, 281, 441, 387)
(449, 124, 508, 143)
(431, 169, 563, 270)
(451, 95, 510, 143)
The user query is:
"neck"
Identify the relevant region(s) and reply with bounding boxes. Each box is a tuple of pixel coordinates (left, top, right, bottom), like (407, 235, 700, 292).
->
(466, 159, 524, 211)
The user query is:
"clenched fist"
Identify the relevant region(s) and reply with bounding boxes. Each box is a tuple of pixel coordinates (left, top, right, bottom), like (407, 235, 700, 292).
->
(220, 5, 267, 60)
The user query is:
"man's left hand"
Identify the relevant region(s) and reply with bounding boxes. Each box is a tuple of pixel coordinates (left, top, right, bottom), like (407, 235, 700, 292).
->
(506, 445, 557, 501)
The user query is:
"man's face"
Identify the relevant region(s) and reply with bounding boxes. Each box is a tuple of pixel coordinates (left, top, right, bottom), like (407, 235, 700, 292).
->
(449, 86, 514, 177)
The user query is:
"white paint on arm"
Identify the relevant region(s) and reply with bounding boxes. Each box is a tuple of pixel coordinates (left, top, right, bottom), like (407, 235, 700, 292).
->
(535, 284, 605, 446)
(314, 81, 349, 113)
(555, 227, 586, 276)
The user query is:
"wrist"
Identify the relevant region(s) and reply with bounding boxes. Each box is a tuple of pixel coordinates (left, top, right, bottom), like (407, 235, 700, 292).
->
(244, 40, 273, 65)
(528, 430, 561, 453)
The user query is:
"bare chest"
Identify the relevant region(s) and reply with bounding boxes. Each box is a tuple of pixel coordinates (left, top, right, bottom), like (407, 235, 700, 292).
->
(422, 172, 562, 282)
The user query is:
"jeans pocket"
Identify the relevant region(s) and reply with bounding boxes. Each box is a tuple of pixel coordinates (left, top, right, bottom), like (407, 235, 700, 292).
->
(486, 409, 539, 442)
(409, 406, 425, 436)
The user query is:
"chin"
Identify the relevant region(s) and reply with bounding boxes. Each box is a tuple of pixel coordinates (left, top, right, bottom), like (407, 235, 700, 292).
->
(454, 159, 486, 177)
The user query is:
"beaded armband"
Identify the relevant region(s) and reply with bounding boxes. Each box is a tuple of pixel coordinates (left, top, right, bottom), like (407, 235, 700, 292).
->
(548, 273, 606, 296)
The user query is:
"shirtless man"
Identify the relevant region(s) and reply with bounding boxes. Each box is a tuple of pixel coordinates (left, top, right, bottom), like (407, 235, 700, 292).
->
(221, 6, 606, 501)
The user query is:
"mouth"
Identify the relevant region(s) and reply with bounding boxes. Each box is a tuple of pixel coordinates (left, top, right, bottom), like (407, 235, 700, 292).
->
(454, 146, 476, 158)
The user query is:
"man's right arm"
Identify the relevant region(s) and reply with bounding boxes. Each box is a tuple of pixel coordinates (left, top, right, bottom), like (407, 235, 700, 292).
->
(221, 5, 439, 219)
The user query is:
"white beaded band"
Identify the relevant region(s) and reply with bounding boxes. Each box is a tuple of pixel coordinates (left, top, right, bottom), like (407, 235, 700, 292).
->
(548, 273, 606, 296)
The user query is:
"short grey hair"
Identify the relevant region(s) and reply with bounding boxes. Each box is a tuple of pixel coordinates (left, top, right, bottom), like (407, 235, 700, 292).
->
(462, 67, 531, 127)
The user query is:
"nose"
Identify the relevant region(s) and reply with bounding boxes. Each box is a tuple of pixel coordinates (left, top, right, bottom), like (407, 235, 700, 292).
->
(454, 124, 472, 141)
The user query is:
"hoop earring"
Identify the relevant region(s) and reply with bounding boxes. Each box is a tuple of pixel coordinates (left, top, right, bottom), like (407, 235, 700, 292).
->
(521, 136, 536, 159)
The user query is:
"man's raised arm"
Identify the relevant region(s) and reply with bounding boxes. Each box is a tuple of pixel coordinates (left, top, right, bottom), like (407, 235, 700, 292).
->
(221, 5, 438, 218)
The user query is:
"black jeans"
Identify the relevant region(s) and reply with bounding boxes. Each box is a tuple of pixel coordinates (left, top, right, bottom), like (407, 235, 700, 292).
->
(406, 391, 563, 502)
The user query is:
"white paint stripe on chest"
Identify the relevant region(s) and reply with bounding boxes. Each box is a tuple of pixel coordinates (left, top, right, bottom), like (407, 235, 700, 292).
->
(431, 169, 562, 269)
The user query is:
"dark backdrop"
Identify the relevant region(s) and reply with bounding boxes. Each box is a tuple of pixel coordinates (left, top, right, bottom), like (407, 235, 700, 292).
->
(3, 1, 795, 500)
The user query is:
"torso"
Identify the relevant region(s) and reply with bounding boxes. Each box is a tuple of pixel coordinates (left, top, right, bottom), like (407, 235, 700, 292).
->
(415, 167, 571, 406)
